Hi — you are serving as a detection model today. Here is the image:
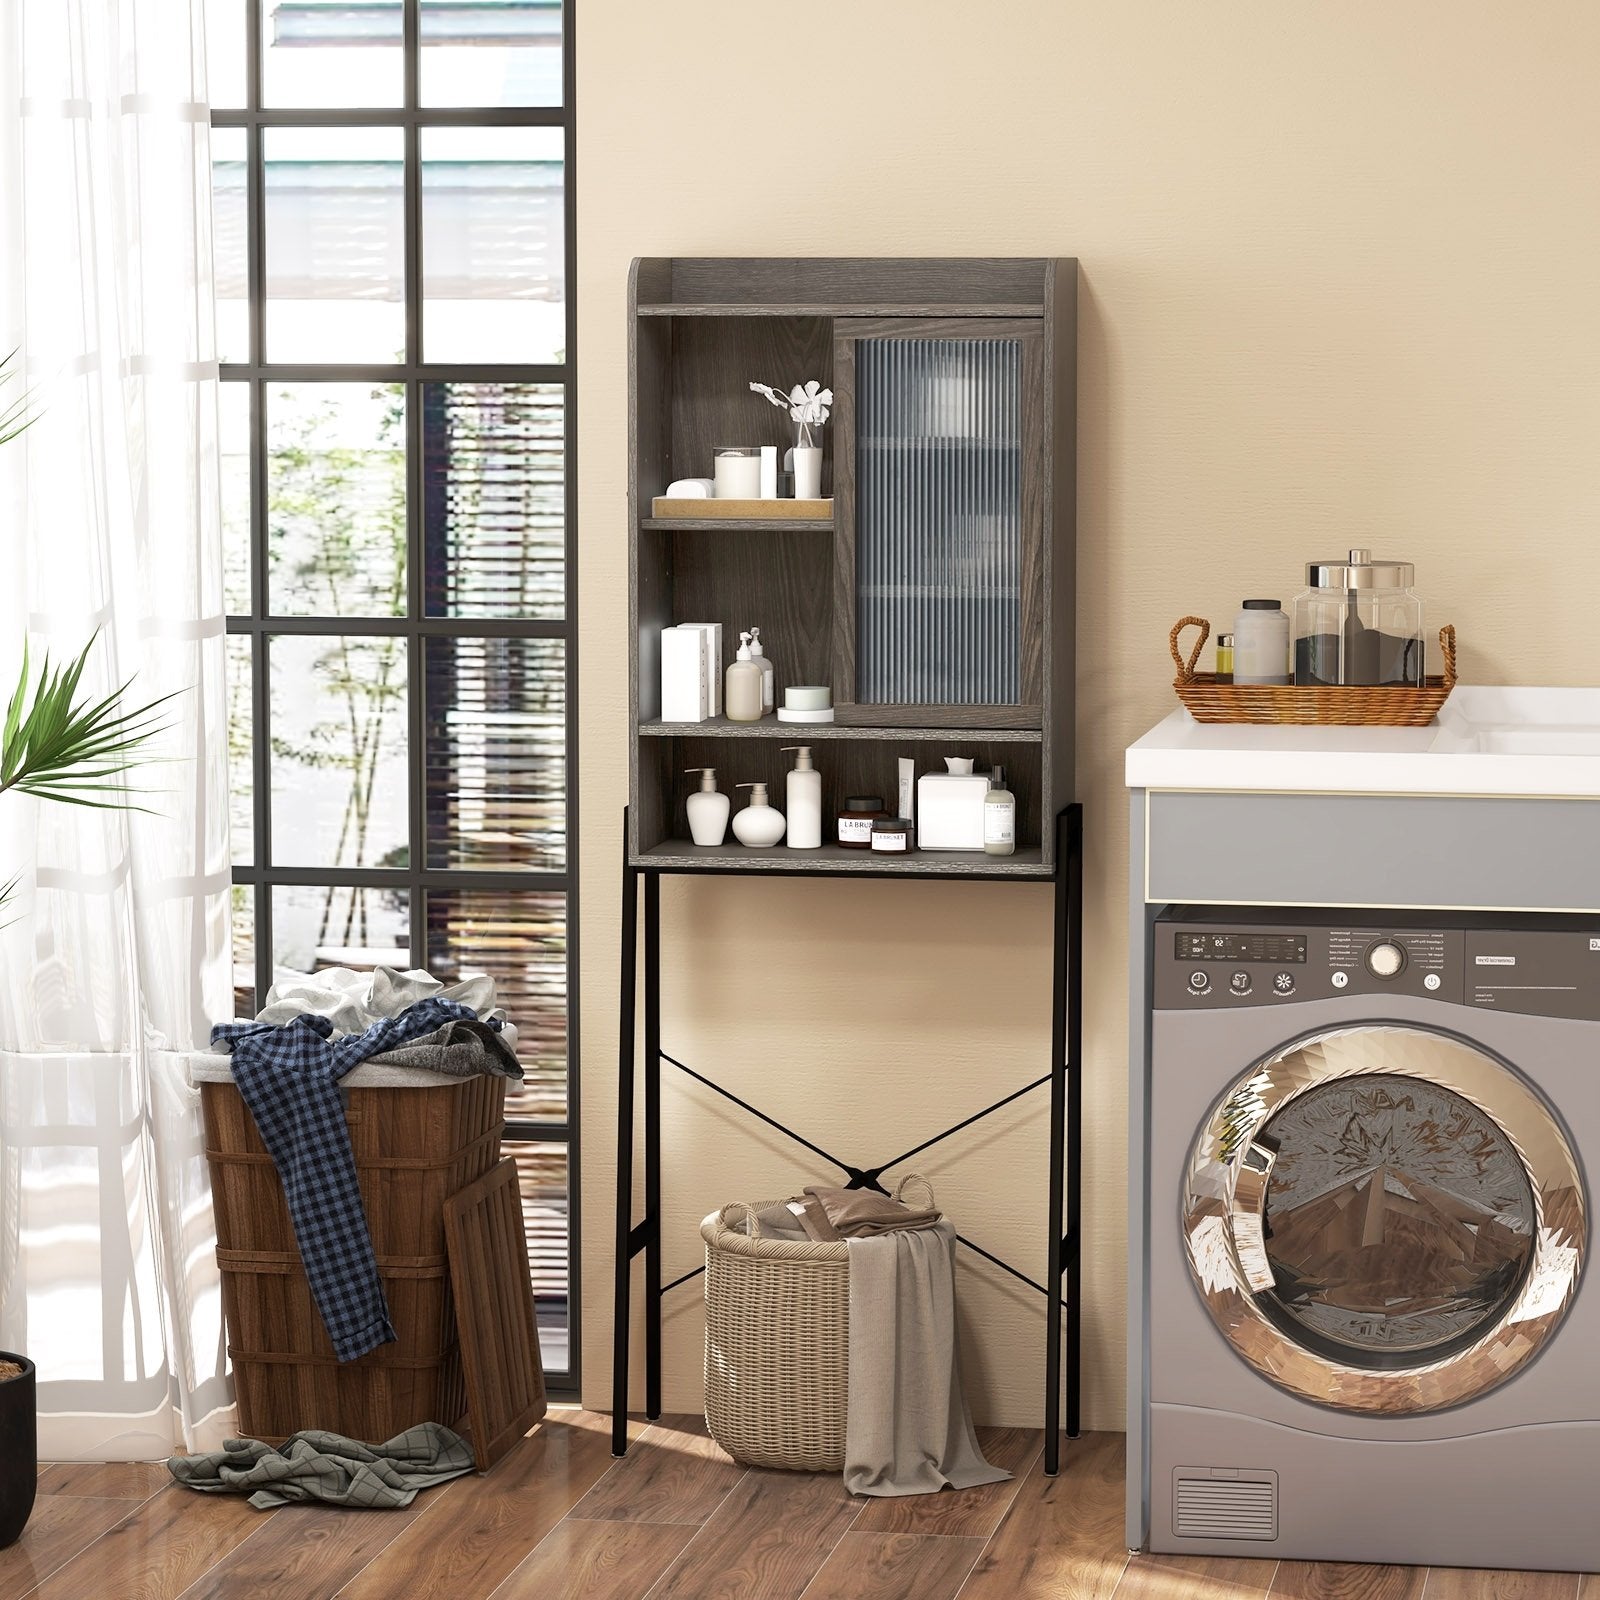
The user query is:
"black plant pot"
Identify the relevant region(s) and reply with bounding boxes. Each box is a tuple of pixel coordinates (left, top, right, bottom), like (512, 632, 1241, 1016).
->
(0, 1354, 35, 1549)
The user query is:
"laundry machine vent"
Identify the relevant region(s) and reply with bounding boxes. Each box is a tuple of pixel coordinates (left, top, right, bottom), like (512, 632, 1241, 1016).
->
(1172, 1468, 1279, 1541)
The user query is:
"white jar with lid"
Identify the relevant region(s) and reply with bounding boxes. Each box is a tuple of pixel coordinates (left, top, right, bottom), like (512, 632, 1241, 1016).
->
(1232, 600, 1290, 686)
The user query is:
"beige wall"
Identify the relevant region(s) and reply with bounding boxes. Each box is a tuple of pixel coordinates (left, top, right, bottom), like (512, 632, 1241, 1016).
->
(577, 1, 1600, 1430)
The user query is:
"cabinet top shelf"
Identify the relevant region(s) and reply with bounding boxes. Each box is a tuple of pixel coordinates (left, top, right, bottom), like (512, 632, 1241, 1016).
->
(639, 716, 1043, 743)
(635, 302, 1045, 319)
(640, 517, 833, 532)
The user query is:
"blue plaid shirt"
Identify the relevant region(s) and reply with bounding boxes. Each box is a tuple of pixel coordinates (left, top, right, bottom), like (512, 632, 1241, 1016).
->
(212, 999, 496, 1363)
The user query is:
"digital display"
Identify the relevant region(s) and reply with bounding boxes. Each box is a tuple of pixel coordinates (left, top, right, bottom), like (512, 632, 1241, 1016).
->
(1176, 932, 1307, 964)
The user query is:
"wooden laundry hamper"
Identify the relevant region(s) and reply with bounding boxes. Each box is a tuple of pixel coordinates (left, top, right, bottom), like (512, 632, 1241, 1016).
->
(200, 1069, 505, 1443)
(700, 1175, 932, 1472)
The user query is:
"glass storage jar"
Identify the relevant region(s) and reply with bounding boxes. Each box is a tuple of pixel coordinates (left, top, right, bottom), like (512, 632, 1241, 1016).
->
(1292, 549, 1424, 687)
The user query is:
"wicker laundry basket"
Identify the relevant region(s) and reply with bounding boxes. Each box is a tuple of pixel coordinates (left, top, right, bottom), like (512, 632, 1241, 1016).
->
(198, 1063, 505, 1442)
(700, 1175, 933, 1472)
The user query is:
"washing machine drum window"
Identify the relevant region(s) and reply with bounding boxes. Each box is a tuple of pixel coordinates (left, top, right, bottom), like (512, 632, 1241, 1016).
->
(1183, 1026, 1586, 1415)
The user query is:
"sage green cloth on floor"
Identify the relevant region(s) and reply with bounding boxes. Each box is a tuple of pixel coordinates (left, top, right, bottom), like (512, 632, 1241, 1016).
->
(843, 1222, 1012, 1498)
(167, 1422, 475, 1510)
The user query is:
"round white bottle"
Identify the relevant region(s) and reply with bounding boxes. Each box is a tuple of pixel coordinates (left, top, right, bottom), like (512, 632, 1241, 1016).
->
(731, 781, 786, 847)
(1233, 600, 1290, 686)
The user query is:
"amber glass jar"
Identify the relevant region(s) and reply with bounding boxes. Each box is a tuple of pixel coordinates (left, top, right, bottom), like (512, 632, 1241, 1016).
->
(837, 795, 888, 849)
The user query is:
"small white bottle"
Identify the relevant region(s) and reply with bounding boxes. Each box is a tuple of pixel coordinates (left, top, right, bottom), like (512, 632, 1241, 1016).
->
(782, 745, 821, 849)
(1233, 600, 1291, 686)
(684, 767, 730, 846)
(732, 781, 786, 847)
(984, 765, 1016, 857)
(749, 627, 776, 713)
(725, 631, 764, 723)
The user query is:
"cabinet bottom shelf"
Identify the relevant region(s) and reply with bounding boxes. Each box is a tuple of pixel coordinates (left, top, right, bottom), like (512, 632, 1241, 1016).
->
(632, 840, 1050, 877)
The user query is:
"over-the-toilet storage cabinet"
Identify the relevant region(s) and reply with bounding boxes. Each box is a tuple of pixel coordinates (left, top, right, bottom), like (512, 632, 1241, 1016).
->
(628, 256, 1076, 875)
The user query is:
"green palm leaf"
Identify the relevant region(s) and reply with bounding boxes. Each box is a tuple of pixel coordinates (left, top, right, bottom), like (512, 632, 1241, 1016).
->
(0, 634, 179, 811)
(0, 351, 36, 449)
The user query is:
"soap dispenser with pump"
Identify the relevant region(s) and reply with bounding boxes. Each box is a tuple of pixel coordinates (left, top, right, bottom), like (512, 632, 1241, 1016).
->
(749, 627, 776, 714)
(684, 767, 730, 846)
(725, 631, 765, 723)
(781, 745, 821, 849)
(983, 764, 1016, 857)
(732, 781, 786, 847)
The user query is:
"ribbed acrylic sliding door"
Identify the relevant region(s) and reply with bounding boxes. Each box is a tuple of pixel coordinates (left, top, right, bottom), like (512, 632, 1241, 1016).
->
(833, 318, 1043, 727)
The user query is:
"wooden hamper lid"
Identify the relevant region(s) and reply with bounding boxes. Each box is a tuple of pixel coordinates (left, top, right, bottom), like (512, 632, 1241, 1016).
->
(444, 1158, 548, 1469)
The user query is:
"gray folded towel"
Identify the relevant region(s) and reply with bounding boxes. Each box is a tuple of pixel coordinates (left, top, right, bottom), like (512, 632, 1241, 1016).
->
(368, 1016, 523, 1080)
(804, 1185, 942, 1238)
(167, 1422, 476, 1510)
(843, 1223, 1011, 1498)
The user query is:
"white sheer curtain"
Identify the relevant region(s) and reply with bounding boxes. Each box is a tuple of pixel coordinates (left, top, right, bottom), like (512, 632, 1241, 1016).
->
(0, 0, 234, 1457)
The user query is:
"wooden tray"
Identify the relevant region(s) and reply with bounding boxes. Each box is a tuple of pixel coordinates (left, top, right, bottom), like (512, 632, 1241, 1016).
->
(1171, 616, 1457, 726)
(651, 497, 831, 520)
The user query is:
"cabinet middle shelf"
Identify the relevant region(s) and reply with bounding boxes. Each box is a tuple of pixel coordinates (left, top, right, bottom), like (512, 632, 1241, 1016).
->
(638, 716, 1044, 742)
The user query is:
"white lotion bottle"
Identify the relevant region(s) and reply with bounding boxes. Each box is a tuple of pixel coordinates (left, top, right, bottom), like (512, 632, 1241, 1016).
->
(983, 764, 1016, 857)
(725, 631, 764, 722)
(732, 781, 786, 847)
(749, 627, 776, 713)
(781, 745, 821, 849)
(685, 767, 730, 846)
(1233, 599, 1291, 685)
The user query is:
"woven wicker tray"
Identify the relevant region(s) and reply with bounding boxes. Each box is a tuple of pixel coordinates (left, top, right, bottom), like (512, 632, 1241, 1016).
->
(1170, 616, 1457, 726)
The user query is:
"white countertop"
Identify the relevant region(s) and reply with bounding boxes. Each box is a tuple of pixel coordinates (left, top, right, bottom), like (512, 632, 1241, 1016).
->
(1126, 686, 1600, 797)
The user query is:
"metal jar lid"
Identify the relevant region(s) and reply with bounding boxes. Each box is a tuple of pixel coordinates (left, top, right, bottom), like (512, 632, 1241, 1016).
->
(1306, 548, 1415, 589)
(845, 795, 885, 811)
(871, 816, 912, 832)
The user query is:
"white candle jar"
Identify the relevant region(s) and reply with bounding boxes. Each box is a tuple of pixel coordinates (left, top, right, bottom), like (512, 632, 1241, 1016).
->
(713, 447, 762, 499)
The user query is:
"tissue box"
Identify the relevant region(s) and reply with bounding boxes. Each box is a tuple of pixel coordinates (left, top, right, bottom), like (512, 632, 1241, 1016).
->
(916, 773, 989, 851)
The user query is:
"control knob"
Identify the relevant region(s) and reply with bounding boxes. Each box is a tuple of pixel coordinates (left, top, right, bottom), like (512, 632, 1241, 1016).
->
(1366, 940, 1406, 979)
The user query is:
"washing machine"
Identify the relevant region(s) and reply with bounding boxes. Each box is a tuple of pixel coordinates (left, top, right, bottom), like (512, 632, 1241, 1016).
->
(1138, 906, 1595, 1572)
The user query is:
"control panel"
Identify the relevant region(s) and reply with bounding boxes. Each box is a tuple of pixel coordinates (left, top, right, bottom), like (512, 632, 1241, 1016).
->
(1156, 915, 1600, 1018)
(1156, 921, 1462, 1010)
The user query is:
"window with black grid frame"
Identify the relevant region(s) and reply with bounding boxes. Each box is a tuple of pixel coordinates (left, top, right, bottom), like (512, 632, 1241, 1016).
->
(208, 0, 578, 1388)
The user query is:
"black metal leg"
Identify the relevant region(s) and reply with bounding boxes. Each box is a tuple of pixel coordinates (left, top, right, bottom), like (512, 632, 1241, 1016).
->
(644, 872, 662, 1420)
(1065, 803, 1084, 1440)
(612, 811, 639, 1457)
(1044, 805, 1070, 1474)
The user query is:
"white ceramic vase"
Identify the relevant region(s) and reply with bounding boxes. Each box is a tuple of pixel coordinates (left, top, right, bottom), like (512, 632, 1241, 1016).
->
(793, 445, 822, 500)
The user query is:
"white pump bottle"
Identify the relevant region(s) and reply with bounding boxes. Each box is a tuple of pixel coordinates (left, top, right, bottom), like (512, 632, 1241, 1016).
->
(725, 632, 764, 723)
(684, 767, 730, 846)
(732, 781, 786, 847)
(782, 745, 821, 849)
(749, 627, 776, 713)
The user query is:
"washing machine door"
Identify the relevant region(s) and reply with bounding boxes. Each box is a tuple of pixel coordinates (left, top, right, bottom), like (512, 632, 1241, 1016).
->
(1182, 1024, 1585, 1414)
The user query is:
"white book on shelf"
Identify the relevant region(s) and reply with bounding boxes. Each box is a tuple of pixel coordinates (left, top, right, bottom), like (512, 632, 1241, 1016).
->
(660, 626, 709, 723)
(677, 621, 723, 717)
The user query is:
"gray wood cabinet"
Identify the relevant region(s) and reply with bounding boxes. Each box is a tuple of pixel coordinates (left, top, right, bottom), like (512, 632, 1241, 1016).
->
(628, 257, 1077, 875)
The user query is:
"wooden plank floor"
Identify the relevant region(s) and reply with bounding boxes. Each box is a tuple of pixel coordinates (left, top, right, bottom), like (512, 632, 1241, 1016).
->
(7, 1417, 1592, 1599)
